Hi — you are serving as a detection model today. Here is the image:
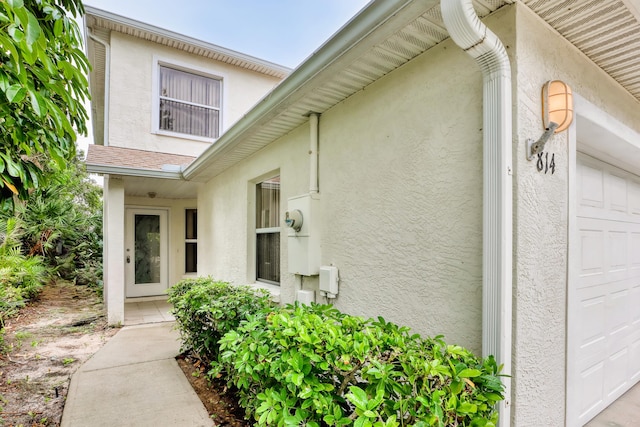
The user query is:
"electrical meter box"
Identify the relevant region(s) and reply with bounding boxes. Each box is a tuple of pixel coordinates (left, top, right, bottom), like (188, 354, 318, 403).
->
(286, 193, 320, 275)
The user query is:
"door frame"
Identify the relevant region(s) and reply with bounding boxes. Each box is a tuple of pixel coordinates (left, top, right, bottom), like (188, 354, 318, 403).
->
(125, 207, 169, 298)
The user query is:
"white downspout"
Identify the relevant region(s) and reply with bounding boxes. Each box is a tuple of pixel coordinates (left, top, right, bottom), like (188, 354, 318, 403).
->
(87, 30, 110, 147)
(309, 113, 320, 194)
(440, 1, 512, 426)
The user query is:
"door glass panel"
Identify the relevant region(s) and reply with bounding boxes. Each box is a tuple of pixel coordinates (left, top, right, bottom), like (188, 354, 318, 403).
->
(134, 214, 161, 284)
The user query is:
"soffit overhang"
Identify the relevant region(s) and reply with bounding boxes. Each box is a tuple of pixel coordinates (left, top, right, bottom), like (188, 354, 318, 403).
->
(185, 0, 640, 182)
(83, 6, 291, 79)
(82, 1, 640, 182)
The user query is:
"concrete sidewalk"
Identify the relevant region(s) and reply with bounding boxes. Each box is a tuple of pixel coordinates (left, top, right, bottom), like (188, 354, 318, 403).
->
(61, 322, 213, 427)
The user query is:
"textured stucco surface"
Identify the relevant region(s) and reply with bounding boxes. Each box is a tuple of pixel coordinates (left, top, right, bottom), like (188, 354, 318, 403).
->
(511, 4, 640, 426)
(318, 38, 486, 351)
(194, 4, 640, 426)
(107, 32, 281, 157)
(198, 31, 487, 352)
(104, 176, 125, 325)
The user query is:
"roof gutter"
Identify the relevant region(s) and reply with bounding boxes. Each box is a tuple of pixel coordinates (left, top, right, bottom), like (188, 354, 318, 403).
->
(84, 6, 291, 78)
(183, 0, 437, 181)
(441, 1, 513, 426)
(86, 164, 183, 180)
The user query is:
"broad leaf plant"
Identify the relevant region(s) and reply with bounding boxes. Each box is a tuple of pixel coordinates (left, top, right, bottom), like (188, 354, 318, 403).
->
(0, 0, 89, 210)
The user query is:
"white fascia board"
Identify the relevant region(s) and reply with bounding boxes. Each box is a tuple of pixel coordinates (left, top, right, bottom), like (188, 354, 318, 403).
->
(83, 6, 291, 77)
(86, 164, 183, 180)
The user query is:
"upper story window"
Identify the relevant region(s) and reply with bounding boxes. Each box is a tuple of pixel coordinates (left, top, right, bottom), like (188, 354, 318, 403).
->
(158, 65, 221, 139)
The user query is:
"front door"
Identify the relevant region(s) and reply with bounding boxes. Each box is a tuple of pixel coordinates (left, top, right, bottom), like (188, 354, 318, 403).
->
(125, 208, 168, 297)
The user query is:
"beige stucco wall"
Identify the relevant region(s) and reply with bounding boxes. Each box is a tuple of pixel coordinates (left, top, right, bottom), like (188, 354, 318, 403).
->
(511, 3, 640, 426)
(194, 4, 640, 425)
(198, 28, 487, 352)
(103, 176, 125, 325)
(107, 32, 282, 157)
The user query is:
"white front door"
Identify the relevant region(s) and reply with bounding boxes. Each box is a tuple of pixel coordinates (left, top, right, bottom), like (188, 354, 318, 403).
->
(125, 208, 169, 298)
(567, 154, 640, 425)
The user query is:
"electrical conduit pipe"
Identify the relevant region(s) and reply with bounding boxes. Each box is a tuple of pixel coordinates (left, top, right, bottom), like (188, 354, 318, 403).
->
(440, 1, 513, 426)
(309, 113, 319, 194)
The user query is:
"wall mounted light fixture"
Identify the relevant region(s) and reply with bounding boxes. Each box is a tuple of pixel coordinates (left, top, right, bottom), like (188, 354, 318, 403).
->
(527, 80, 574, 160)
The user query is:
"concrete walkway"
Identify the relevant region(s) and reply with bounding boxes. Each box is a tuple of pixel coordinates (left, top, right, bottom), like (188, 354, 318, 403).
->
(61, 322, 213, 427)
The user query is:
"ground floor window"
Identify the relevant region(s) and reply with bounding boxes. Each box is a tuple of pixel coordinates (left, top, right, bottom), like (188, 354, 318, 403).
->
(185, 209, 197, 273)
(256, 176, 280, 284)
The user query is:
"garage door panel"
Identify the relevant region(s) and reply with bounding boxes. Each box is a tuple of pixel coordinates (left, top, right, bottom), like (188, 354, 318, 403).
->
(607, 285, 631, 334)
(607, 231, 627, 278)
(609, 173, 628, 213)
(579, 162, 605, 209)
(630, 181, 640, 214)
(577, 292, 606, 349)
(578, 360, 605, 419)
(578, 226, 605, 286)
(630, 335, 640, 381)
(604, 348, 629, 400)
(632, 234, 640, 269)
(632, 284, 640, 324)
(569, 155, 640, 426)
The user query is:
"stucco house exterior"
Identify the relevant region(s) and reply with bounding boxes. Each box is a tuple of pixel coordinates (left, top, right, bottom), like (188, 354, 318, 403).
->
(82, 7, 289, 314)
(84, 1, 640, 426)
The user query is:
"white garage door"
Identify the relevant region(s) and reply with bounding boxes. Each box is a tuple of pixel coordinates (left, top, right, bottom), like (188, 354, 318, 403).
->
(568, 154, 640, 426)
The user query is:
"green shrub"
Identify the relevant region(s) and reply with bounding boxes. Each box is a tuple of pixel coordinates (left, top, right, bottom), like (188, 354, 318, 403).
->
(214, 303, 504, 427)
(167, 277, 273, 363)
(170, 279, 505, 426)
(0, 217, 47, 323)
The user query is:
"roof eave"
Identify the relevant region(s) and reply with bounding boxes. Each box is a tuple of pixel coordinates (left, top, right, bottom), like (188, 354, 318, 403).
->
(83, 5, 291, 78)
(86, 164, 183, 180)
(183, 0, 439, 181)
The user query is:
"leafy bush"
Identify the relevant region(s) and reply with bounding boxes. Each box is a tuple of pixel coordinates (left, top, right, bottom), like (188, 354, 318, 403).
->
(167, 277, 273, 363)
(0, 217, 47, 321)
(13, 154, 103, 287)
(215, 303, 504, 427)
(171, 279, 505, 426)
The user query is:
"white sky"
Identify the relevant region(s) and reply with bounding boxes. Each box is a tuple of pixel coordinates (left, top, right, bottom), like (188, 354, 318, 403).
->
(83, 0, 372, 69)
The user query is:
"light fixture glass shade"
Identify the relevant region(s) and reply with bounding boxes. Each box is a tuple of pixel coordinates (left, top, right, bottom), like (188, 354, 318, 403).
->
(542, 80, 573, 133)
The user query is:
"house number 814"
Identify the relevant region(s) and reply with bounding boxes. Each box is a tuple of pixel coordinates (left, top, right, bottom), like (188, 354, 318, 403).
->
(537, 152, 555, 174)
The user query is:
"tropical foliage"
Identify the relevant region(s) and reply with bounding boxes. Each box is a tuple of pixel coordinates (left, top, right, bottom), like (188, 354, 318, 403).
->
(169, 278, 505, 427)
(0, 154, 103, 327)
(14, 154, 103, 286)
(0, 215, 46, 321)
(0, 0, 89, 210)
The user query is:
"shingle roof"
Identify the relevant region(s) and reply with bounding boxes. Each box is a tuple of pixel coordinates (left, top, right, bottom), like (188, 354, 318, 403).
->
(86, 145, 195, 172)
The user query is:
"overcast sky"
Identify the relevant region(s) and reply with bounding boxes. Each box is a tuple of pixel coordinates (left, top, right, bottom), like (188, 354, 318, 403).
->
(83, 0, 372, 69)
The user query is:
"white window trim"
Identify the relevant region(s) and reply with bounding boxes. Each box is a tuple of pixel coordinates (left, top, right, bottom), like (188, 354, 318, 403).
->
(151, 55, 227, 142)
(250, 171, 281, 286)
(256, 227, 280, 234)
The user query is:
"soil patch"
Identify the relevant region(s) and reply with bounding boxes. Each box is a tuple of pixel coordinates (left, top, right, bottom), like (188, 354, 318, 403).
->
(0, 281, 117, 426)
(176, 352, 250, 427)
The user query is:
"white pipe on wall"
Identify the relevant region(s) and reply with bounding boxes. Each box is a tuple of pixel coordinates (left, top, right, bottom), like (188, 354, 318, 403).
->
(440, 1, 513, 426)
(309, 113, 320, 194)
